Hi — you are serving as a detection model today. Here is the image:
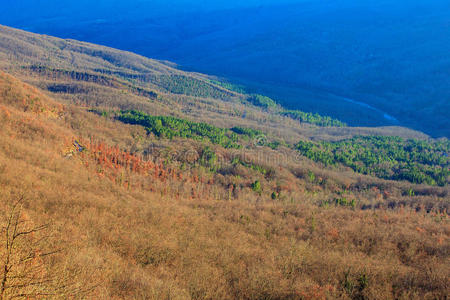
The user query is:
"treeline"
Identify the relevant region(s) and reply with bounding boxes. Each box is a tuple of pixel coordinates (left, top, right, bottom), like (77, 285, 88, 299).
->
(208, 79, 247, 94)
(296, 136, 450, 186)
(152, 73, 347, 129)
(150, 75, 234, 99)
(247, 94, 278, 109)
(246, 94, 346, 127)
(26, 65, 158, 99)
(281, 110, 346, 127)
(99, 110, 283, 150)
(116, 110, 242, 148)
(230, 126, 263, 138)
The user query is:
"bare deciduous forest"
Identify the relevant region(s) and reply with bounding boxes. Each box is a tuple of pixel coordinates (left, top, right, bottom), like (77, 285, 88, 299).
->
(0, 24, 448, 299)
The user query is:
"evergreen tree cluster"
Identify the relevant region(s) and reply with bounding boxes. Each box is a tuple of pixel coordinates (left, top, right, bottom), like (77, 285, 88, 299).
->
(296, 136, 449, 186)
(281, 110, 346, 127)
(247, 94, 278, 109)
(151, 75, 233, 99)
(117, 110, 242, 148)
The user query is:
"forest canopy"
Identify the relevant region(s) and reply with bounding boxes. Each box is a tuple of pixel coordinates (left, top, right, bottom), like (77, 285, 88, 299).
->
(116, 110, 243, 148)
(296, 136, 450, 186)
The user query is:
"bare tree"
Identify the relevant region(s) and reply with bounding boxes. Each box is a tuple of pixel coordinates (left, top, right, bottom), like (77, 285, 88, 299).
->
(0, 196, 94, 299)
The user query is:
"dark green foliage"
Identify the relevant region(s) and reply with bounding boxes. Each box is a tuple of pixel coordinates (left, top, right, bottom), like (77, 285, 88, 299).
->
(267, 141, 286, 150)
(208, 79, 246, 94)
(296, 136, 450, 186)
(281, 110, 346, 127)
(307, 170, 316, 183)
(251, 180, 262, 193)
(200, 147, 218, 171)
(320, 197, 356, 209)
(231, 157, 271, 176)
(271, 192, 278, 200)
(230, 127, 284, 149)
(341, 269, 369, 300)
(116, 110, 241, 148)
(334, 197, 356, 208)
(230, 126, 263, 139)
(88, 108, 111, 118)
(247, 94, 278, 109)
(150, 75, 233, 99)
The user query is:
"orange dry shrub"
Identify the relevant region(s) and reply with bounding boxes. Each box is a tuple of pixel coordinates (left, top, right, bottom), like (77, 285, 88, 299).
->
(0, 105, 11, 119)
(0, 71, 64, 119)
(61, 138, 213, 198)
(326, 227, 340, 241)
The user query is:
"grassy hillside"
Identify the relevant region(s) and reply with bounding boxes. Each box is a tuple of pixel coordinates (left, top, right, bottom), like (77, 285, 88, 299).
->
(0, 26, 449, 299)
(1, 67, 449, 299)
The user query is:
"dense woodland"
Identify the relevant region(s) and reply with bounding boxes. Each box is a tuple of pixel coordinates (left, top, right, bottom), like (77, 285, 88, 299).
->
(116, 110, 242, 148)
(149, 74, 235, 99)
(281, 110, 347, 127)
(296, 136, 450, 186)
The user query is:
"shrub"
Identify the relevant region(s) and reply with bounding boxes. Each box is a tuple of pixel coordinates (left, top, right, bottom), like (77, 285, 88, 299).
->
(251, 180, 262, 193)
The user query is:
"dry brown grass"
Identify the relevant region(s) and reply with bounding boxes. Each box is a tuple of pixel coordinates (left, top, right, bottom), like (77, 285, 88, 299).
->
(0, 68, 449, 299)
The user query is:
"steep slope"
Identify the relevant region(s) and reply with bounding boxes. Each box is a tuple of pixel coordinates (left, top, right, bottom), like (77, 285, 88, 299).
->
(0, 26, 449, 299)
(0, 68, 449, 299)
(0, 24, 429, 143)
(2, 25, 449, 187)
(1, 0, 448, 137)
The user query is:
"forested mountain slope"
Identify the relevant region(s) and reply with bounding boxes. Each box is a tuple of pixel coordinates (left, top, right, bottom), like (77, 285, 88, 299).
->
(0, 26, 448, 299)
(0, 25, 429, 141)
(1, 0, 449, 137)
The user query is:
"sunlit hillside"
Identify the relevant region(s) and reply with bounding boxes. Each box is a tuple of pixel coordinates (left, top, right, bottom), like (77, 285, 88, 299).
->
(0, 25, 449, 299)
